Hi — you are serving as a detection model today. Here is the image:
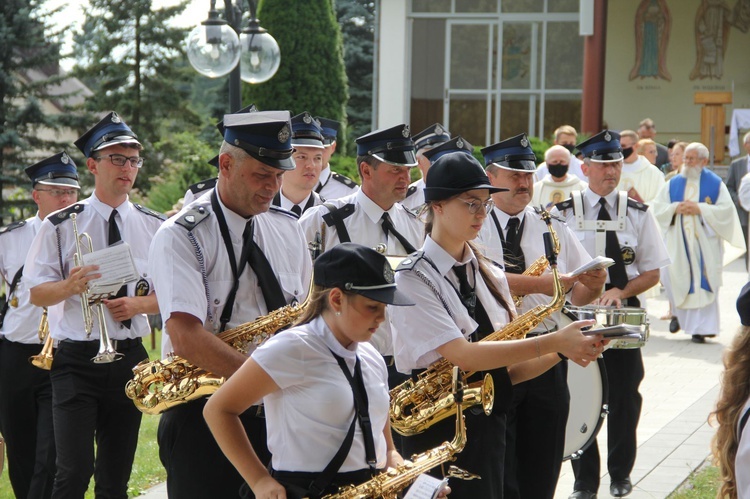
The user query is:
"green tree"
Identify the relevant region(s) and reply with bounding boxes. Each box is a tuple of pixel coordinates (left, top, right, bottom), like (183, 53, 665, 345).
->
(245, 0, 348, 148)
(336, 0, 375, 147)
(0, 0, 88, 222)
(72, 0, 200, 191)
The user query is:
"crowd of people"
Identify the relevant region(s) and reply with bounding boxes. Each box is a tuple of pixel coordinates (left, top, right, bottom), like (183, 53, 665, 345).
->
(0, 109, 749, 499)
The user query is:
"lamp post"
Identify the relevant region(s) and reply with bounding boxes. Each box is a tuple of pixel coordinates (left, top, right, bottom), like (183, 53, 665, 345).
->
(186, 0, 280, 112)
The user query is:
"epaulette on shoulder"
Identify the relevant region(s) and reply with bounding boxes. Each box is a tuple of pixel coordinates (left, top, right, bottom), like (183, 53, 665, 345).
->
(322, 203, 356, 227)
(404, 185, 418, 198)
(402, 205, 419, 218)
(395, 251, 425, 272)
(269, 205, 299, 220)
(49, 203, 85, 226)
(175, 205, 210, 231)
(627, 198, 648, 212)
(188, 177, 217, 194)
(555, 199, 574, 212)
(331, 172, 357, 188)
(0, 220, 26, 236)
(134, 204, 167, 221)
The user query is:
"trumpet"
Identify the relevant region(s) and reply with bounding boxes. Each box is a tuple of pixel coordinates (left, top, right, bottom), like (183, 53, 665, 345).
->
(29, 307, 54, 370)
(70, 213, 122, 364)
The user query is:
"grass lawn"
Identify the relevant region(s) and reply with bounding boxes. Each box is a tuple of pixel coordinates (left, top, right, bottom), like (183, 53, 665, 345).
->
(1, 329, 166, 499)
(669, 461, 721, 498)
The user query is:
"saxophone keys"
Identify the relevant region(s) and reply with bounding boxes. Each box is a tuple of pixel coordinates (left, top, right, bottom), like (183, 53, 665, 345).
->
(446, 465, 481, 481)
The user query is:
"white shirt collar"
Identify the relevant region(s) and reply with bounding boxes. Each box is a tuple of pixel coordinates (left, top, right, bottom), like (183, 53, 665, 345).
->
(582, 188, 618, 211)
(356, 189, 395, 224)
(492, 206, 526, 231)
(423, 235, 477, 277)
(89, 192, 131, 223)
(215, 188, 251, 241)
(318, 166, 332, 187)
(278, 189, 311, 212)
(313, 315, 359, 358)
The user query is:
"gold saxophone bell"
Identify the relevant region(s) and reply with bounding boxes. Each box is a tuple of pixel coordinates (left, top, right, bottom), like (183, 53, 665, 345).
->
(29, 308, 54, 370)
(70, 213, 122, 364)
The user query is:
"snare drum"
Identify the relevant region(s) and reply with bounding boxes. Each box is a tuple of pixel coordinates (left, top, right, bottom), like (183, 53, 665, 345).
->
(563, 357, 609, 460)
(562, 305, 650, 349)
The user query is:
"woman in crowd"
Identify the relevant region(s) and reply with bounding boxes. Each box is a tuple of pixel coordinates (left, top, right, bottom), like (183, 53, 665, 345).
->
(711, 281, 750, 499)
(204, 243, 439, 499)
(389, 151, 604, 499)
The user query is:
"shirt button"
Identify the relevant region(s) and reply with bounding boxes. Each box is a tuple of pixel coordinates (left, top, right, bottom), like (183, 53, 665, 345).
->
(119, 325, 124, 329)
(214, 299, 220, 305)
(461, 329, 466, 334)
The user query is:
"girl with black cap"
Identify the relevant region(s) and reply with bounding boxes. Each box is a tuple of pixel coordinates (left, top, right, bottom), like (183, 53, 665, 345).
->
(204, 243, 447, 499)
(389, 151, 604, 499)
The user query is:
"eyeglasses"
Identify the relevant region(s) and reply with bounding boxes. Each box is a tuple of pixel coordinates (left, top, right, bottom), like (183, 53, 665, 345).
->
(95, 154, 144, 168)
(456, 197, 494, 214)
(35, 189, 78, 197)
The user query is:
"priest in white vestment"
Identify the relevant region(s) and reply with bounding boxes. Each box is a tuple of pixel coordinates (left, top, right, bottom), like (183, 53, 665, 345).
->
(652, 142, 745, 343)
(618, 130, 665, 203)
(531, 145, 588, 209)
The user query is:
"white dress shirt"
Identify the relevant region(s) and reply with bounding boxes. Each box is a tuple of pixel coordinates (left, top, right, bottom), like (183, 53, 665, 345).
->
(24, 194, 163, 341)
(390, 236, 514, 373)
(253, 315, 389, 473)
(401, 178, 426, 211)
(149, 189, 312, 355)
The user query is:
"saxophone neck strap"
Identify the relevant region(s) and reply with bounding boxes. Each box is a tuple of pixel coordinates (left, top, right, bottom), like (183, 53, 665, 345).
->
(0, 265, 24, 329)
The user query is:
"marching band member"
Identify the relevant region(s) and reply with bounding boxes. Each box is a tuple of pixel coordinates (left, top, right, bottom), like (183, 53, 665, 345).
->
(25, 112, 163, 498)
(204, 243, 431, 499)
(271, 112, 325, 216)
(552, 130, 670, 499)
(149, 110, 312, 498)
(479, 134, 606, 499)
(390, 151, 603, 499)
(314, 117, 359, 201)
(0, 153, 80, 499)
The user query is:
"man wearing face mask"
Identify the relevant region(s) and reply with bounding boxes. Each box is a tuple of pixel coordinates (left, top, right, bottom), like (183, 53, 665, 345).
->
(617, 130, 665, 204)
(535, 125, 586, 182)
(532, 145, 588, 210)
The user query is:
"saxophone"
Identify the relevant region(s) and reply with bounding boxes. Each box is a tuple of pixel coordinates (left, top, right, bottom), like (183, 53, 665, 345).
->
(321, 367, 478, 499)
(512, 208, 561, 308)
(390, 231, 564, 436)
(125, 299, 308, 415)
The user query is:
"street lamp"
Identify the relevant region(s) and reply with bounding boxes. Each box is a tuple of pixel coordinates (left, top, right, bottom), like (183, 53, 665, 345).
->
(186, 0, 280, 111)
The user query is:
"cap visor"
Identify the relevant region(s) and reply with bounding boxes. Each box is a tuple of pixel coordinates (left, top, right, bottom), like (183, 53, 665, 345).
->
(37, 178, 81, 189)
(490, 159, 537, 172)
(372, 151, 418, 167)
(359, 288, 415, 306)
(589, 152, 623, 162)
(291, 138, 325, 149)
(93, 136, 142, 152)
(248, 152, 296, 171)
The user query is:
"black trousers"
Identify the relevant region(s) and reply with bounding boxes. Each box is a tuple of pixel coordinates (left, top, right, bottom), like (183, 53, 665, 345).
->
(0, 339, 56, 499)
(504, 360, 569, 499)
(572, 348, 644, 491)
(50, 339, 147, 499)
(158, 398, 271, 499)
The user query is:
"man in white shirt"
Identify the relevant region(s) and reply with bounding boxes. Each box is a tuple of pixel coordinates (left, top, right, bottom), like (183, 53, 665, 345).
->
(271, 112, 324, 216)
(536, 125, 586, 181)
(0, 153, 80, 499)
(314, 116, 359, 200)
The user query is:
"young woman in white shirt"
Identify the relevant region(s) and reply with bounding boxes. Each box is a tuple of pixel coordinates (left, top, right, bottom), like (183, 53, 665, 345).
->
(389, 151, 604, 499)
(204, 243, 442, 499)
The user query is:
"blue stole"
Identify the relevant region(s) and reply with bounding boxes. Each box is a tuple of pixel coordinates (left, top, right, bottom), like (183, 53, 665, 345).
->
(668, 169, 722, 294)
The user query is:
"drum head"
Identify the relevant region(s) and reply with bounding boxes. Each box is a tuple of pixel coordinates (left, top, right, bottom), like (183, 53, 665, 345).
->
(563, 357, 609, 460)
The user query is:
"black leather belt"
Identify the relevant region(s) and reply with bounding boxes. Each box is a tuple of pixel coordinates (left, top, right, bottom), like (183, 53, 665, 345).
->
(60, 337, 143, 351)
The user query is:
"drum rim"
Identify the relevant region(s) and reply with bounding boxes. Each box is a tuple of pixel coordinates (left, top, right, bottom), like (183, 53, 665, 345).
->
(563, 357, 610, 461)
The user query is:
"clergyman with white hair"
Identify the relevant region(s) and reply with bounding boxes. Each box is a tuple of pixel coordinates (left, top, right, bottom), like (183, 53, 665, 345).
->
(652, 142, 746, 343)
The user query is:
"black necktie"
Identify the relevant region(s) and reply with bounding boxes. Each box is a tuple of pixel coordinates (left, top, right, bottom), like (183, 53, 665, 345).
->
(291, 204, 302, 217)
(108, 210, 131, 328)
(502, 216, 526, 274)
(380, 212, 417, 254)
(244, 221, 288, 312)
(597, 197, 628, 290)
(453, 264, 494, 339)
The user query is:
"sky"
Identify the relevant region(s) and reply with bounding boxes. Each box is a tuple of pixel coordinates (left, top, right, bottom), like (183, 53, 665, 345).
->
(44, 0, 206, 69)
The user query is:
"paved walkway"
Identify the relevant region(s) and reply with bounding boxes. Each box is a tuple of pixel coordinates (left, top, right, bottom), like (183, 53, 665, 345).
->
(140, 256, 748, 499)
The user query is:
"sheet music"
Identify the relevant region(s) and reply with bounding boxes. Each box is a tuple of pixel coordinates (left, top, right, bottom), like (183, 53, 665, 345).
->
(569, 256, 615, 277)
(404, 474, 449, 499)
(80, 242, 139, 297)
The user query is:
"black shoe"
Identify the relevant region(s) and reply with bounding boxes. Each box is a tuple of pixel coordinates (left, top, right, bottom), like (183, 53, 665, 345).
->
(669, 316, 680, 333)
(610, 478, 633, 497)
(569, 490, 597, 499)
(691, 335, 706, 344)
